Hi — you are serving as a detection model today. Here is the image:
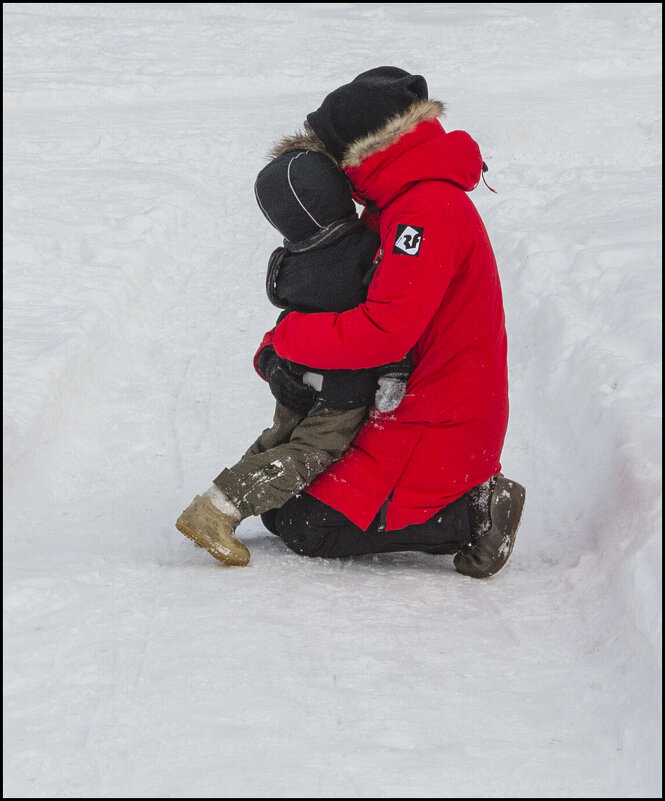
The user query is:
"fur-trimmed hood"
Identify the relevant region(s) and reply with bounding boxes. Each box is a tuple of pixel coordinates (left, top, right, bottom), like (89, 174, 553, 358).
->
(344, 115, 484, 208)
(267, 98, 482, 209)
(268, 98, 444, 167)
(341, 98, 444, 167)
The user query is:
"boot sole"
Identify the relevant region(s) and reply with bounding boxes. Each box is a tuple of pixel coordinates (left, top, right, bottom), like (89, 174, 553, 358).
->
(175, 518, 250, 567)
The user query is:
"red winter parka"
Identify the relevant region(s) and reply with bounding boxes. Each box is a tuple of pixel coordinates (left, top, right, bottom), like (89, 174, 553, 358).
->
(257, 110, 509, 531)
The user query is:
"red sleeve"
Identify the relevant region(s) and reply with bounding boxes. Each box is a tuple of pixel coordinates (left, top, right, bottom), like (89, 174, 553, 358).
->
(253, 328, 275, 379)
(272, 212, 456, 369)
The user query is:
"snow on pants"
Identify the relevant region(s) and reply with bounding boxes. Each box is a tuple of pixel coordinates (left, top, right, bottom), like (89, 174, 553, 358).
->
(261, 491, 470, 559)
(213, 402, 367, 518)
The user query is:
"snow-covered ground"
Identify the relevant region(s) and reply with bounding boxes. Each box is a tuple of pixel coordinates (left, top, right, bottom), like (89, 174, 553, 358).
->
(3, 3, 661, 797)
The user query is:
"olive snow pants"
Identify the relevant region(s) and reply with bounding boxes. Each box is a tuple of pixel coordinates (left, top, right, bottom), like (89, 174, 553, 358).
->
(213, 402, 366, 518)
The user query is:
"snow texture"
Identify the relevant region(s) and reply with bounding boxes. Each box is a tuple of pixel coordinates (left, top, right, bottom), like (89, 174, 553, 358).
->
(3, 3, 662, 798)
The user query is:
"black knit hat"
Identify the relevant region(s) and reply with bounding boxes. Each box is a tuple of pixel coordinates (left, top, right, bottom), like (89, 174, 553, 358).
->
(306, 67, 428, 163)
(254, 150, 356, 243)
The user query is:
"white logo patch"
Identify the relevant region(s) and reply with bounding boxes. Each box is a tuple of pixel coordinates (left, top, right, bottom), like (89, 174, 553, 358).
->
(393, 224, 424, 256)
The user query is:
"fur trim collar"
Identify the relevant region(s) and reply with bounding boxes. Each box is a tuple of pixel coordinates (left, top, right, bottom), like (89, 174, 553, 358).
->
(268, 99, 444, 167)
(341, 99, 445, 168)
(268, 122, 336, 162)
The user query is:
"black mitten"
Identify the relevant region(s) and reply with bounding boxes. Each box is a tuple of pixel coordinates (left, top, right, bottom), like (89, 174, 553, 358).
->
(257, 346, 315, 415)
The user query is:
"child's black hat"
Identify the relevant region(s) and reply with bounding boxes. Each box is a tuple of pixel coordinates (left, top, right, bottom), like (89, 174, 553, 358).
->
(255, 150, 356, 244)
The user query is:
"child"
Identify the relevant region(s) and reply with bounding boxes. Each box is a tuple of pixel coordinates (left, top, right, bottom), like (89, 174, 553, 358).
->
(175, 149, 412, 565)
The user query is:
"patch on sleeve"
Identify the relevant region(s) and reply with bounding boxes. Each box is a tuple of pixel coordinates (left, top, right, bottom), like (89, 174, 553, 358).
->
(393, 224, 424, 256)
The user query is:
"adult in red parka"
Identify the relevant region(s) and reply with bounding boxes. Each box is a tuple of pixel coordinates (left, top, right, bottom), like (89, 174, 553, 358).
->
(259, 67, 525, 577)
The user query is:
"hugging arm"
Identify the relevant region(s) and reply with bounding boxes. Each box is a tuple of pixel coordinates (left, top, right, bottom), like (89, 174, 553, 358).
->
(271, 212, 456, 370)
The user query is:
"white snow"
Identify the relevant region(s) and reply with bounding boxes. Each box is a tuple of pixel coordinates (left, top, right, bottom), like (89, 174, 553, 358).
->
(3, 3, 661, 798)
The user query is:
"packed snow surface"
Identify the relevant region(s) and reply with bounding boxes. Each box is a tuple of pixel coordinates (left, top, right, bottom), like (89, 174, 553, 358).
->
(3, 3, 661, 798)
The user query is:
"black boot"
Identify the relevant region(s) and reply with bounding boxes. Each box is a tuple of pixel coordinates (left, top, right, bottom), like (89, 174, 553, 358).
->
(454, 474, 525, 578)
(467, 476, 495, 539)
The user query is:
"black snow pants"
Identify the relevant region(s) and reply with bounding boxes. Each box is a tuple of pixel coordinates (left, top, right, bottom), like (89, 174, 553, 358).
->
(261, 491, 470, 558)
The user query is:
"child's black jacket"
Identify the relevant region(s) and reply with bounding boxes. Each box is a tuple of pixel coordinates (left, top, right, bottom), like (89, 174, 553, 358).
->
(255, 150, 399, 410)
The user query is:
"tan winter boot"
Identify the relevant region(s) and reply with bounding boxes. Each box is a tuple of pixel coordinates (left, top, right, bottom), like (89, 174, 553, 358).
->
(454, 474, 525, 578)
(176, 494, 250, 566)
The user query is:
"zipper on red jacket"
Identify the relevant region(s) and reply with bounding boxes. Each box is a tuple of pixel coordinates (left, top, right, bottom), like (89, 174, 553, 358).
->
(363, 217, 400, 288)
(377, 490, 394, 533)
(362, 247, 384, 287)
